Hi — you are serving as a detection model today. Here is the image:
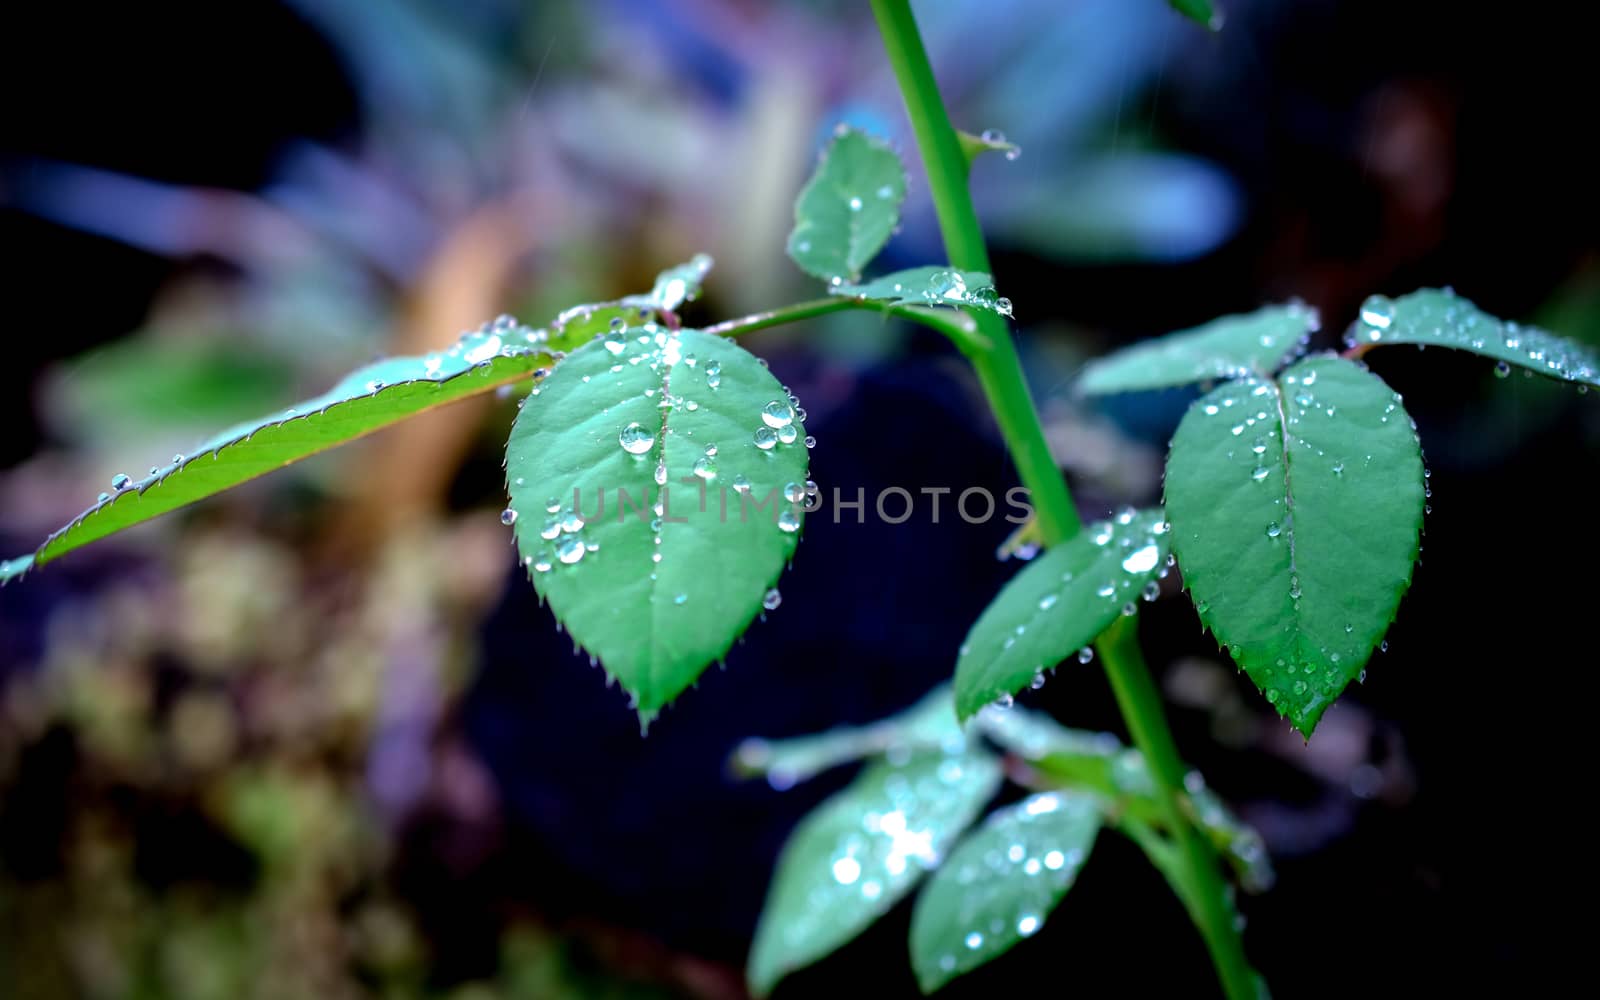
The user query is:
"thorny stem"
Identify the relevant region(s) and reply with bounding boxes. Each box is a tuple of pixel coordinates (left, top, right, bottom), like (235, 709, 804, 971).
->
(867, 1, 1258, 997)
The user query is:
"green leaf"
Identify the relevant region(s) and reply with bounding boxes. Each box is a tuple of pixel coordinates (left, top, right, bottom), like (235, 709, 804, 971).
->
(748, 749, 1003, 997)
(909, 791, 1102, 993)
(1169, 0, 1222, 30)
(834, 266, 1014, 319)
(1077, 304, 1317, 395)
(954, 508, 1171, 721)
(13, 321, 553, 578)
(505, 325, 810, 723)
(0, 258, 714, 583)
(732, 683, 963, 787)
(787, 127, 907, 284)
(620, 253, 715, 313)
(1164, 355, 1424, 736)
(43, 335, 296, 447)
(1349, 288, 1600, 389)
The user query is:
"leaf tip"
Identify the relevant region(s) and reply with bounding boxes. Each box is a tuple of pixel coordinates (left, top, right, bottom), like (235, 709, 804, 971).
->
(1, 553, 35, 585)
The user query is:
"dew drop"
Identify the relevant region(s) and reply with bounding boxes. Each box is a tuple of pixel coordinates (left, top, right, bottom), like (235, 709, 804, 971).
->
(110, 473, 132, 491)
(1359, 295, 1394, 330)
(1121, 544, 1160, 574)
(557, 537, 586, 565)
(619, 422, 656, 455)
(754, 427, 778, 451)
(763, 588, 782, 611)
(500, 508, 518, 526)
(777, 508, 801, 533)
(761, 400, 796, 428)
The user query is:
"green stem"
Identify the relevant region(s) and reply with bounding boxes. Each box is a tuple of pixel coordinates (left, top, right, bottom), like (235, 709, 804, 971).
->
(1098, 618, 1259, 999)
(868, 2, 1256, 997)
(868, 0, 1077, 545)
(702, 297, 859, 337)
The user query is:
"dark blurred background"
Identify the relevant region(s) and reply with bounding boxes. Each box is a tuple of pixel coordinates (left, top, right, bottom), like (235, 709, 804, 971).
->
(2, 1, 1596, 997)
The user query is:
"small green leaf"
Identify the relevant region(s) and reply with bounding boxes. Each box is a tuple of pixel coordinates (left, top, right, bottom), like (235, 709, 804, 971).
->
(732, 684, 962, 786)
(909, 792, 1103, 993)
(1350, 288, 1600, 389)
(954, 508, 1170, 721)
(787, 127, 907, 284)
(748, 749, 1003, 997)
(506, 325, 810, 723)
(1165, 355, 1424, 735)
(620, 253, 715, 313)
(834, 266, 1014, 319)
(24, 321, 553, 572)
(1078, 304, 1317, 395)
(1169, 0, 1222, 30)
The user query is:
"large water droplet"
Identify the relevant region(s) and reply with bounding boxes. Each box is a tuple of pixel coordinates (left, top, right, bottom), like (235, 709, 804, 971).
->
(1121, 544, 1160, 574)
(500, 508, 518, 526)
(1360, 295, 1395, 330)
(619, 422, 656, 454)
(557, 537, 586, 565)
(761, 400, 795, 428)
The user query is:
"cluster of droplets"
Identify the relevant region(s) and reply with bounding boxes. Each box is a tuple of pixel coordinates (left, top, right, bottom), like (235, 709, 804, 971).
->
(773, 752, 999, 957)
(517, 322, 816, 608)
(979, 508, 1169, 710)
(752, 391, 815, 462)
(923, 270, 1015, 319)
(922, 791, 1097, 980)
(1348, 289, 1599, 388)
(517, 496, 598, 574)
(1193, 368, 1419, 716)
(442, 313, 546, 374)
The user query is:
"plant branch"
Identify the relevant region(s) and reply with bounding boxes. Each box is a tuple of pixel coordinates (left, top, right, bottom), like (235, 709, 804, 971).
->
(1098, 617, 1260, 999)
(703, 295, 989, 353)
(868, 2, 1257, 996)
(867, 0, 1078, 545)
